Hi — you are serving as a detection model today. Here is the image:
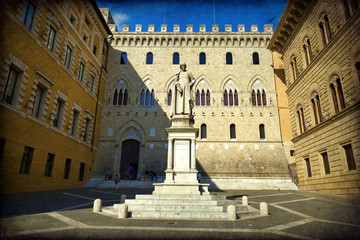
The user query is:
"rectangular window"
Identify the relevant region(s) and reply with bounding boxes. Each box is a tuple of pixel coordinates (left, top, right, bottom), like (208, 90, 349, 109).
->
(4, 67, 19, 105)
(89, 76, 95, 92)
(44, 153, 55, 177)
(321, 152, 331, 174)
(64, 46, 72, 69)
(290, 150, 295, 156)
(22, 1, 35, 29)
(79, 162, 85, 181)
(20, 146, 34, 174)
(305, 158, 312, 177)
(71, 110, 79, 136)
(343, 144, 356, 170)
(32, 85, 44, 118)
(83, 118, 91, 142)
(53, 99, 64, 128)
(78, 62, 85, 82)
(230, 124, 236, 139)
(47, 26, 56, 52)
(64, 158, 71, 179)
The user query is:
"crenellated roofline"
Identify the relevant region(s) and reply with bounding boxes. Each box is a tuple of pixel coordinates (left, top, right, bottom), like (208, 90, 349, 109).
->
(115, 24, 273, 34)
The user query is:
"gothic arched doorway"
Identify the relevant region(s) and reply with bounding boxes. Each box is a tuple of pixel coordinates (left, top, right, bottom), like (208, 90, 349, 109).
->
(120, 139, 140, 180)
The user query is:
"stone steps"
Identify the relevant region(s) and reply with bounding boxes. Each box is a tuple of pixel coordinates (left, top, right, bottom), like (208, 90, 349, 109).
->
(115, 204, 225, 212)
(134, 194, 226, 201)
(130, 210, 229, 219)
(124, 198, 219, 206)
(100, 193, 261, 220)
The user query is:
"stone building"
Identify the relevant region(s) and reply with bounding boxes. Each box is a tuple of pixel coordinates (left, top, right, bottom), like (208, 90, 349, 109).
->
(93, 14, 297, 189)
(268, 0, 360, 195)
(0, 0, 111, 193)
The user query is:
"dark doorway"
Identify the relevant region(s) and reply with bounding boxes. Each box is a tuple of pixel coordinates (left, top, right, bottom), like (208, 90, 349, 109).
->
(120, 139, 140, 180)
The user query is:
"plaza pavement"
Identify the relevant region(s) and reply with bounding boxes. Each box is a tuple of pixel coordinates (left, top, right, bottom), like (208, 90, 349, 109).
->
(1, 185, 360, 240)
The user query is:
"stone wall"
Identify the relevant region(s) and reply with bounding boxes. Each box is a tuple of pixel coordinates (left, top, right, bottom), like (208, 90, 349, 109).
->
(94, 21, 294, 184)
(268, 0, 360, 195)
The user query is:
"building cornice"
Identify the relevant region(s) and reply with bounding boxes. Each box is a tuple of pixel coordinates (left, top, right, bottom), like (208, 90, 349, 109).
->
(267, 0, 313, 54)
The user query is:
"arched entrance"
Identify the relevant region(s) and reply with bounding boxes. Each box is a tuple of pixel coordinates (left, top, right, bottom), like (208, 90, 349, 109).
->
(120, 139, 140, 180)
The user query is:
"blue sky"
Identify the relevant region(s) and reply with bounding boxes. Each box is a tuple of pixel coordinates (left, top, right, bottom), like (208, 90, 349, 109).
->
(96, 0, 288, 32)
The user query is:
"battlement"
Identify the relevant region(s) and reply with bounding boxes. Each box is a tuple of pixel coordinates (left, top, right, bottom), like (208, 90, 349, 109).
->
(119, 24, 273, 34)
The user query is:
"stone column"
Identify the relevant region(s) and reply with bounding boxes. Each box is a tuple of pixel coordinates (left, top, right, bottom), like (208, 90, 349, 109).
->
(191, 139, 196, 170)
(164, 137, 174, 183)
(167, 138, 173, 170)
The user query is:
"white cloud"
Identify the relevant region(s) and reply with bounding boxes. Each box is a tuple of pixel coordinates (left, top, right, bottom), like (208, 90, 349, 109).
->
(113, 11, 129, 26)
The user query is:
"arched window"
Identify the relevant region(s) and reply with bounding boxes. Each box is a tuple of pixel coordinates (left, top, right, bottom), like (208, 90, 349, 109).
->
(311, 99, 318, 125)
(229, 90, 233, 106)
(226, 52, 232, 65)
(120, 52, 127, 64)
(118, 89, 123, 105)
(303, 39, 312, 67)
(311, 94, 322, 125)
(319, 15, 332, 47)
(342, 0, 359, 19)
(330, 78, 346, 114)
(234, 90, 239, 106)
(290, 56, 299, 82)
(173, 52, 179, 65)
(251, 90, 256, 106)
(146, 52, 153, 64)
(356, 61, 360, 82)
(145, 90, 150, 105)
(140, 89, 145, 106)
(336, 79, 345, 109)
(201, 90, 205, 106)
(201, 124, 207, 139)
(123, 90, 128, 105)
(206, 90, 210, 106)
(230, 124, 236, 139)
(199, 52, 206, 65)
(150, 90, 155, 105)
(253, 52, 259, 64)
(259, 124, 265, 140)
(168, 89, 172, 106)
(330, 83, 339, 113)
(297, 106, 306, 134)
(113, 89, 118, 105)
(224, 90, 228, 106)
(196, 90, 200, 106)
(324, 15, 332, 42)
(257, 90, 261, 106)
(262, 90, 267, 106)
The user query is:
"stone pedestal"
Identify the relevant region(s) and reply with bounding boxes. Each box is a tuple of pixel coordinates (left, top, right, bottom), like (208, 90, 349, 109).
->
(153, 115, 206, 195)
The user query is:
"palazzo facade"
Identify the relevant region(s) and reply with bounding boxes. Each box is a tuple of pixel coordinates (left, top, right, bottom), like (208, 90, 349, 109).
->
(0, 0, 111, 193)
(268, 0, 360, 195)
(93, 11, 297, 189)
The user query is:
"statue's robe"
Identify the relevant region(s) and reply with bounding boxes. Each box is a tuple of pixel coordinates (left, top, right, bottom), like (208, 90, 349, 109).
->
(171, 70, 195, 117)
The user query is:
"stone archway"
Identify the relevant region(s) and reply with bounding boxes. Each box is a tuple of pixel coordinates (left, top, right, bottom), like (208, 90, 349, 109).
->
(120, 139, 140, 180)
(113, 121, 146, 179)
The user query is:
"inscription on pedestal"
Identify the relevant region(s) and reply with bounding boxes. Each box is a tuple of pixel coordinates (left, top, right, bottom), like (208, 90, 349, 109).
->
(174, 140, 190, 171)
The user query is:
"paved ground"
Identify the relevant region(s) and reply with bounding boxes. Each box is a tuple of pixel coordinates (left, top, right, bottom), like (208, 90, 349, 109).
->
(1, 187, 360, 240)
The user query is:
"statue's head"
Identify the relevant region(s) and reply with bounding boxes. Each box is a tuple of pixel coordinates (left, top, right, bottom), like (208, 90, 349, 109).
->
(180, 63, 186, 71)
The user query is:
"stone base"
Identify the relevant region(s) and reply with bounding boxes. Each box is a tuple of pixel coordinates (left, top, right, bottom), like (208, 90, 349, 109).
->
(153, 182, 210, 195)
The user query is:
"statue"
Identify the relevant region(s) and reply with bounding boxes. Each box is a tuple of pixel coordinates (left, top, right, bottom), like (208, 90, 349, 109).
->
(170, 63, 195, 117)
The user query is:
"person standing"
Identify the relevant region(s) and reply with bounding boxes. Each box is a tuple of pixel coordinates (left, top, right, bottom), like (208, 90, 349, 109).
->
(114, 174, 120, 189)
